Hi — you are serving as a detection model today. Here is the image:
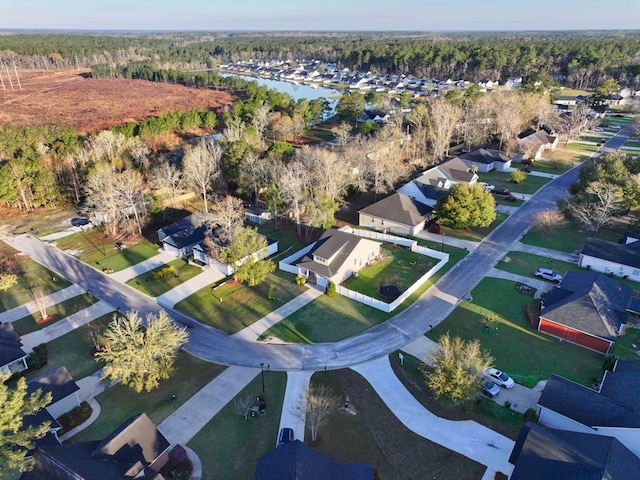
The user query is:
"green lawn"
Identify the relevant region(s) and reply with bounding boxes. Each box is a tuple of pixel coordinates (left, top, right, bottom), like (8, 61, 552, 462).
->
(610, 327, 640, 360)
(71, 352, 226, 442)
(542, 147, 591, 165)
(53, 229, 160, 272)
(495, 251, 580, 279)
(25, 313, 113, 381)
(442, 212, 508, 242)
(477, 171, 551, 194)
(125, 259, 203, 297)
(521, 220, 625, 253)
(174, 270, 307, 334)
(427, 278, 604, 388)
(257, 222, 307, 256)
(566, 142, 600, 153)
(188, 372, 286, 480)
(0, 242, 71, 312)
(259, 245, 469, 343)
(341, 244, 437, 301)
(12, 293, 100, 336)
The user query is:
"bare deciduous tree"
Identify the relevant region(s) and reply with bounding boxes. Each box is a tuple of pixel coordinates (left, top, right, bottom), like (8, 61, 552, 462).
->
(561, 181, 624, 234)
(250, 101, 271, 146)
(206, 195, 245, 246)
(291, 383, 341, 442)
(151, 157, 185, 209)
(331, 122, 352, 148)
(182, 138, 223, 213)
(234, 394, 255, 421)
(531, 209, 567, 236)
(427, 97, 462, 162)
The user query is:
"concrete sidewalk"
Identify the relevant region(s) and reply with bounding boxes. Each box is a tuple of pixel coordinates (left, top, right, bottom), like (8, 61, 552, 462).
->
(156, 268, 226, 308)
(400, 335, 440, 366)
(21, 300, 115, 351)
(352, 356, 514, 478)
(277, 371, 313, 445)
(0, 284, 86, 324)
(511, 242, 579, 264)
(108, 250, 177, 283)
(158, 366, 258, 446)
(232, 288, 323, 341)
(75, 368, 116, 402)
(415, 231, 479, 252)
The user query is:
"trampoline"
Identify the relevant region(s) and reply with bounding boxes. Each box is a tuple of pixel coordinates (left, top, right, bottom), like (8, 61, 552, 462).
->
(379, 284, 402, 299)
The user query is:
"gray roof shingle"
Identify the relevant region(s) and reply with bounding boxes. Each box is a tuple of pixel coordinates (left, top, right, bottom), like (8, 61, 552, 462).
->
(581, 237, 640, 270)
(0, 322, 27, 368)
(358, 193, 432, 227)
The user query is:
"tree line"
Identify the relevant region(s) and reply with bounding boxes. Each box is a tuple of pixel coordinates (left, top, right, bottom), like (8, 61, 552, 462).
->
(2, 31, 640, 88)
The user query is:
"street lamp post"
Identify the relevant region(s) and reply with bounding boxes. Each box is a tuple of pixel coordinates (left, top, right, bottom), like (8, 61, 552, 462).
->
(260, 362, 265, 394)
(441, 232, 445, 252)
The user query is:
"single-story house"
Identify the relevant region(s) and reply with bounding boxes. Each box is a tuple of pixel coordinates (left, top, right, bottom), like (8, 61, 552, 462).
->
(537, 360, 640, 458)
(578, 236, 640, 282)
(358, 192, 433, 237)
(193, 235, 278, 275)
(458, 148, 513, 173)
(23, 413, 171, 480)
(359, 109, 391, 124)
(509, 421, 640, 480)
(397, 157, 479, 207)
(157, 213, 207, 259)
(538, 271, 636, 354)
(254, 439, 374, 480)
(297, 229, 381, 287)
(0, 322, 28, 375)
(245, 205, 274, 225)
(518, 129, 559, 160)
(27, 365, 80, 420)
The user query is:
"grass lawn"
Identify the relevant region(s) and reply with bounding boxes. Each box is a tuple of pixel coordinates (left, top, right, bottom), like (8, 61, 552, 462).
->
(53, 229, 160, 272)
(0, 243, 71, 313)
(24, 313, 112, 381)
(341, 244, 437, 301)
(541, 147, 591, 165)
(391, 352, 524, 439)
(493, 195, 524, 207)
(125, 259, 203, 297)
(174, 270, 307, 334)
(259, 245, 469, 343)
(610, 327, 640, 360)
(442, 212, 509, 242)
(12, 293, 100, 336)
(477, 171, 551, 194)
(521, 220, 625, 253)
(71, 352, 226, 442)
(188, 371, 286, 480)
(496, 250, 580, 279)
(566, 142, 600, 153)
(257, 221, 309, 256)
(427, 278, 605, 388)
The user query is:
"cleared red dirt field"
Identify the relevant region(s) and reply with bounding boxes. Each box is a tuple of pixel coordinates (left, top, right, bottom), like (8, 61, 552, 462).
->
(0, 69, 234, 134)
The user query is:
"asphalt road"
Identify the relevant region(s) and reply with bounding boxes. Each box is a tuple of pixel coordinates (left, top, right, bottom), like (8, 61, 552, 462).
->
(6, 127, 632, 371)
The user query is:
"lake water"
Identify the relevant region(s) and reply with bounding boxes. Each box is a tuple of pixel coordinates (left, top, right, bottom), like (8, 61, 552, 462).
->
(220, 72, 341, 108)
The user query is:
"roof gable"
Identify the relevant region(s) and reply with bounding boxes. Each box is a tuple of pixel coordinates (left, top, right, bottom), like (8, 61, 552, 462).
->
(540, 271, 631, 340)
(510, 422, 640, 480)
(581, 237, 640, 270)
(359, 193, 432, 227)
(27, 366, 79, 403)
(0, 322, 27, 367)
(255, 440, 373, 480)
(458, 148, 511, 165)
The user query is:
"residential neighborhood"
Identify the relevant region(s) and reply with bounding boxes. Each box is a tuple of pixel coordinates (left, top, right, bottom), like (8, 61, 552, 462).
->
(2, 26, 640, 480)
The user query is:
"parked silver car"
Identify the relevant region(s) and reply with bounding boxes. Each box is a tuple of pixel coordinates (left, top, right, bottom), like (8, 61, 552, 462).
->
(535, 268, 562, 283)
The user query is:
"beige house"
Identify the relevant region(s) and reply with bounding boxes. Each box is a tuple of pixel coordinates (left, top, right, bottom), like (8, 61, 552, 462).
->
(358, 192, 433, 237)
(518, 129, 559, 160)
(297, 229, 381, 287)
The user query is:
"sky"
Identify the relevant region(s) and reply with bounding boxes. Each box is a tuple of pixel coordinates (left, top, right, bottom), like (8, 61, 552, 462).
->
(1, 0, 640, 31)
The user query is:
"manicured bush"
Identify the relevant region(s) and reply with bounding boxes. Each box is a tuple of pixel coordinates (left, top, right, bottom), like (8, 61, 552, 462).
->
(524, 407, 539, 423)
(326, 281, 336, 296)
(295, 276, 307, 286)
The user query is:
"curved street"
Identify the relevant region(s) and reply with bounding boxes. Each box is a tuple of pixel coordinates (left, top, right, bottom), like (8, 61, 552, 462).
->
(3, 127, 631, 371)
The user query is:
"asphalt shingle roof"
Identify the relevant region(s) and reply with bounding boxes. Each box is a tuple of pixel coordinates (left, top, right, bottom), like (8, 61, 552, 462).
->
(0, 322, 27, 368)
(27, 365, 79, 404)
(458, 148, 511, 165)
(540, 271, 631, 340)
(509, 422, 640, 480)
(358, 193, 432, 227)
(297, 229, 368, 279)
(539, 361, 640, 428)
(581, 237, 640, 270)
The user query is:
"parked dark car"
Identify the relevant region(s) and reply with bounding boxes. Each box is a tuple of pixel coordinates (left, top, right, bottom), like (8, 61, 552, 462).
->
(70, 217, 90, 227)
(491, 188, 511, 196)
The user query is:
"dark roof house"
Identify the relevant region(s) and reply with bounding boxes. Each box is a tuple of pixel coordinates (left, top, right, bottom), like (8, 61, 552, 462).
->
(458, 148, 512, 173)
(537, 360, 640, 458)
(157, 213, 207, 258)
(255, 440, 373, 480)
(538, 271, 634, 354)
(0, 322, 28, 374)
(579, 236, 640, 283)
(358, 192, 433, 236)
(23, 413, 170, 480)
(26, 365, 80, 419)
(509, 421, 640, 480)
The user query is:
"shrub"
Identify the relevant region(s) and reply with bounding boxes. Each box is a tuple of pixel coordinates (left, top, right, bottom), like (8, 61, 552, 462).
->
(504, 400, 511, 409)
(524, 407, 539, 423)
(151, 265, 177, 280)
(603, 355, 618, 372)
(27, 344, 48, 370)
(326, 281, 336, 296)
(295, 276, 307, 286)
(268, 285, 277, 301)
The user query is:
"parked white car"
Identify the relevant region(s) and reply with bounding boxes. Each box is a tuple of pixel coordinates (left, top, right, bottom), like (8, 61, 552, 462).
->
(535, 267, 563, 283)
(483, 367, 515, 389)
